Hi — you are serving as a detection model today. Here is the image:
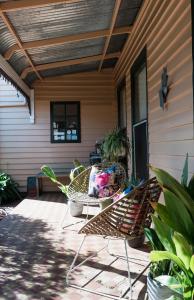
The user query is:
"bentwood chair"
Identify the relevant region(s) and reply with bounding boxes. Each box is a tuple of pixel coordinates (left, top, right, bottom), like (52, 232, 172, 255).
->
(67, 162, 126, 206)
(62, 162, 126, 229)
(66, 177, 161, 300)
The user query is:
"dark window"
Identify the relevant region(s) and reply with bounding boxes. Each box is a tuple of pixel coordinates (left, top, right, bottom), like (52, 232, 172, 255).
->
(50, 101, 81, 143)
(117, 80, 127, 129)
(131, 48, 148, 181)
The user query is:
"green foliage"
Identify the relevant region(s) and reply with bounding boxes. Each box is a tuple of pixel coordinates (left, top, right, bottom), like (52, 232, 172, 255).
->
(0, 172, 21, 204)
(41, 160, 86, 196)
(181, 153, 188, 187)
(101, 128, 130, 162)
(149, 164, 194, 299)
(150, 165, 194, 221)
(181, 154, 194, 199)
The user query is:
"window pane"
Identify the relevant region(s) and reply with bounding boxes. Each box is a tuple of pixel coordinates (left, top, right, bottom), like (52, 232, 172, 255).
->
(66, 103, 78, 116)
(134, 64, 147, 123)
(52, 104, 65, 141)
(51, 102, 80, 143)
(66, 116, 79, 141)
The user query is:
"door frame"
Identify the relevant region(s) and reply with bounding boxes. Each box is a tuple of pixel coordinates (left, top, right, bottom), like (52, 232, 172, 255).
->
(131, 47, 149, 180)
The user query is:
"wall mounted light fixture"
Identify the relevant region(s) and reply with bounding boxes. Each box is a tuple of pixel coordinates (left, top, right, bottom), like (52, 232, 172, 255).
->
(159, 67, 169, 110)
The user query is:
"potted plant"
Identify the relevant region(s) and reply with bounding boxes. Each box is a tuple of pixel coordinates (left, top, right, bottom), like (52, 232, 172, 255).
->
(0, 172, 22, 205)
(145, 157, 194, 300)
(101, 128, 130, 162)
(41, 160, 86, 216)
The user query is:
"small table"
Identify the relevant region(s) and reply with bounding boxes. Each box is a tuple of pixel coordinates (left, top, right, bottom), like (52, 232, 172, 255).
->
(36, 172, 69, 196)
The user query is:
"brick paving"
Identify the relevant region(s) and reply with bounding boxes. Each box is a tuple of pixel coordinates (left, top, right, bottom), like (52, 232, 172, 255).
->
(0, 193, 149, 300)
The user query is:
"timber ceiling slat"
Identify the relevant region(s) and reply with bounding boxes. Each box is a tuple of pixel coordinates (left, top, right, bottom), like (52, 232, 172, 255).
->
(0, 11, 42, 79)
(4, 26, 132, 61)
(98, 0, 122, 72)
(0, 0, 81, 12)
(0, 0, 143, 85)
(21, 52, 121, 79)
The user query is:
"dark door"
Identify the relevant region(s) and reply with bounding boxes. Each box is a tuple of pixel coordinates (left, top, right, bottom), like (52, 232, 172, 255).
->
(131, 48, 148, 181)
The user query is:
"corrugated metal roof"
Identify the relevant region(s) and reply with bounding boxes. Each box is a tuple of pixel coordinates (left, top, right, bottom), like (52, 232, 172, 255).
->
(9, 50, 30, 75)
(107, 34, 128, 54)
(25, 72, 39, 86)
(102, 58, 118, 69)
(0, 18, 16, 55)
(115, 0, 143, 27)
(39, 61, 99, 78)
(0, 0, 143, 85)
(28, 38, 105, 65)
(6, 0, 115, 42)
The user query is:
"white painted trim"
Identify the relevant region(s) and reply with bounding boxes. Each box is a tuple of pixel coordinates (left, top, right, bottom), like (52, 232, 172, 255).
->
(0, 54, 31, 98)
(30, 89, 35, 123)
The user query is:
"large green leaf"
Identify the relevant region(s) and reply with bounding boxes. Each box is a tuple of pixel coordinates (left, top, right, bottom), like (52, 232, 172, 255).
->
(181, 153, 188, 187)
(190, 255, 194, 274)
(41, 165, 57, 182)
(152, 215, 176, 253)
(150, 166, 194, 220)
(144, 227, 164, 251)
(172, 232, 192, 270)
(188, 175, 194, 199)
(150, 251, 188, 275)
(163, 188, 194, 244)
(155, 203, 175, 229)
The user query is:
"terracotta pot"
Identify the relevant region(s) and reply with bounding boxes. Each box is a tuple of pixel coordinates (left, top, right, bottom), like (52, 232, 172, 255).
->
(147, 273, 183, 300)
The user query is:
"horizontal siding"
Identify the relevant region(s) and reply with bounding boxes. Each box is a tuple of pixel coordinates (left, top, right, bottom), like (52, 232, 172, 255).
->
(0, 71, 117, 192)
(115, 0, 193, 181)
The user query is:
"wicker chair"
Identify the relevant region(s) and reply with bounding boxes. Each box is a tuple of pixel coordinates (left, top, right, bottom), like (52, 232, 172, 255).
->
(66, 177, 161, 299)
(67, 162, 126, 206)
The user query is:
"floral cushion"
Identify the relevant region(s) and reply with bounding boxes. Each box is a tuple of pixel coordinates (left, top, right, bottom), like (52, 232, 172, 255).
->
(88, 165, 116, 198)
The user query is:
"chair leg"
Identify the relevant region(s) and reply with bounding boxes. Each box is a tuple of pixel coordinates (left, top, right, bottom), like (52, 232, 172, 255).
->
(61, 203, 83, 230)
(120, 239, 132, 300)
(66, 235, 110, 286)
(66, 234, 87, 285)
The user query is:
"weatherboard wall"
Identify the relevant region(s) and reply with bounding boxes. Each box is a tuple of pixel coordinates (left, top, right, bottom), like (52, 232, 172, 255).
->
(0, 71, 117, 192)
(115, 0, 193, 179)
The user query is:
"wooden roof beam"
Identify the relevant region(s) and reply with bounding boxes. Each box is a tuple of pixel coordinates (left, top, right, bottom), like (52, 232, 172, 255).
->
(98, 0, 122, 72)
(4, 26, 132, 61)
(21, 52, 121, 79)
(0, 11, 42, 79)
(0, 0, 80, 12)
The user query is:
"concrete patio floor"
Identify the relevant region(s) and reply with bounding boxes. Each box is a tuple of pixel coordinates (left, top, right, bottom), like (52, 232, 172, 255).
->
(0, 193, 149, 300)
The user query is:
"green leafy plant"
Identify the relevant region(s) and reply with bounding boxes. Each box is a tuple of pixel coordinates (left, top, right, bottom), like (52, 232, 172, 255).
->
(41, 160, 86, 196)
(181, 153, 194, 199)
(147, 162, 194, 299)
(0, 172, 22, 204)
(101, 128, 130, 161)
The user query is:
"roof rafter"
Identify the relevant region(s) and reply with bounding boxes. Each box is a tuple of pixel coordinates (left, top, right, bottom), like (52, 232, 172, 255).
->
(0, 11, 42, 79)
(4, 26, 132, 61)
(0, 0, 80, 12)
(21, 52, 121, 79)
(98, 0, 122, 72)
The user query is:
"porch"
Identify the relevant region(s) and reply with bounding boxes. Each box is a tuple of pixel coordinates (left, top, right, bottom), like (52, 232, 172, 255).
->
(0, 193, 149, 300)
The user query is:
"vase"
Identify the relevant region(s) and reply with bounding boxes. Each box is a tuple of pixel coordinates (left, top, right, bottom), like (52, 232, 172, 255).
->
(147, 273, 183, 300)
(68, 200, 83, 217)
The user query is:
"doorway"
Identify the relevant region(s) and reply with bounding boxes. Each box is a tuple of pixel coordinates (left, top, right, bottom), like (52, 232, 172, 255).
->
(131, 48, 148, 181)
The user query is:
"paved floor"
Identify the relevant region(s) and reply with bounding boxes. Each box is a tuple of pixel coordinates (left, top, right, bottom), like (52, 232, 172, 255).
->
(0, 193, 149, 300)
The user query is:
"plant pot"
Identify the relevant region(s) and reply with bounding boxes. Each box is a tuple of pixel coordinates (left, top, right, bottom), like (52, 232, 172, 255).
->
(147, 273, 183, 300)
(127, 235, 144, 248)
(68, 200, 83, 217)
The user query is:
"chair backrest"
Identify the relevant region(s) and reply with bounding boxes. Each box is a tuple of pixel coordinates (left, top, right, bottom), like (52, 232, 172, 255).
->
(67, 162, 126, 198)
(79, 177, 162, 239)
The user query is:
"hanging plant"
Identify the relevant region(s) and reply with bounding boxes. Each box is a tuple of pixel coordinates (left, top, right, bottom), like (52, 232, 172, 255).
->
(101, 128, 130, 162)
